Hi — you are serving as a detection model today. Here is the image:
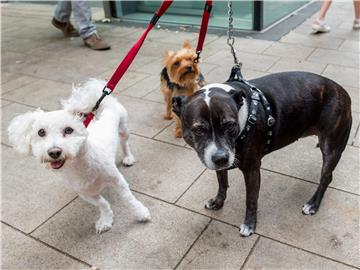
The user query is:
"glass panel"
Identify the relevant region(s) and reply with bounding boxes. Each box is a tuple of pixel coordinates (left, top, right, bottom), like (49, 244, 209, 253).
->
(113, 1, 254, 31)
(263, 1, 308, 28)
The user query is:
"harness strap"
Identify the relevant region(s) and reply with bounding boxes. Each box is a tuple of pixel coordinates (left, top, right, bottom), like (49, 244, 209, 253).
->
(84, 0, 212, 127)
(228, 66, 275, 153)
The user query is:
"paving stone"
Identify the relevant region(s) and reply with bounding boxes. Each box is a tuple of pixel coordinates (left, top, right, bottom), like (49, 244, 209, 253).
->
(109, 95, 169, 138)
(1, 224, 85, 270)
(1, 74, 38, 94)
(268, 58, 326, 74)
(1, 146, 77, 233)
(204, 66, 269, 84)
(244, 237, 356, 270)
(338, 40, 360, 53)
(344, 86, 359, 113)
(142, 87, 164, 104)
(280, 31, 344, 50)
(263, 42, 315, 60)
(2, 102, 37, 146)
(353, 123, 360, 147)
(204, 50, 279, 72)
(120, 135, 204, 202)
(177, 169, 360, 267)
(2, 78, 71, 111)
(121, 74, 159, 98)
(1, 99, 13, 108)
(322, 64, 360, 89)
(154, 122, 187, 147)
(262, 136, 359, 195)
(308, 48, 359, 68)
(32, 193, 210, 269)
(177, 221, 258, 270)
(97, 70, 151, 92)
(1, 72, 19, 84)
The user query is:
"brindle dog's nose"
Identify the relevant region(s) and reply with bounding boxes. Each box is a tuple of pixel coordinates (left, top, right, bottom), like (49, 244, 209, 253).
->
(212, 150, 229, 167)
(48, 147, 62, 159)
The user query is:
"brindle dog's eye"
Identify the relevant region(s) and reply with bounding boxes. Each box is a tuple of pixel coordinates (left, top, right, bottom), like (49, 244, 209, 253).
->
(64, 127, 74, 135)
(192, 126, 205, 136)
(224, 121, 238, 131)
(174, 61, 180, 67)
(38, 129, 46, 137)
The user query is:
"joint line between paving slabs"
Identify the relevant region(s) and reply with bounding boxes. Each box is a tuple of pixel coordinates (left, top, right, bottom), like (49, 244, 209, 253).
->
(131, 189, 360, 269)
(1, 220, 92, 268)
(173, 219, 213, 270)
(240, 235, 261, 270)
(260, 167, 360, 197)
(352, 123, 360, 146)
(28, 196, 79, 234)
(258, 234, 360, 269)
(174, 168, 207, 204)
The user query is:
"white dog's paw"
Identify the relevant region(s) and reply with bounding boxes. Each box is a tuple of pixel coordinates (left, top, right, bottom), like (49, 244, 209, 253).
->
(239, 224, 254, 237)
(135, 206, 151, 222)
(122, 154, 135, 166)
(95, 215, 113, 234)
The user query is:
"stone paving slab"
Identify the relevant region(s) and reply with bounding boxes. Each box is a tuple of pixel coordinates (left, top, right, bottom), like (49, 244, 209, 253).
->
(244, 237, 357, 270)
(177, 169, 360, 267)
(177, 220, 258, 270)
(31, 193, 210, 269)
(262, 136, 359, 195)
(2, 78, 71, 111)
(1, 224, 86, 270)
(267, 58, 326, 74)
(307, 48, 359, 68)
(1, 146, 77, 233)
(263, 42, 315, 60)
(322, 64, 359, 89)
(120, 135, 205, 203)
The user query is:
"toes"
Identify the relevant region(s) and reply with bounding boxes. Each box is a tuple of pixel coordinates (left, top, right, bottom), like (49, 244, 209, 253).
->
(122, 155, 135, 166)
(136, 207, 151, 222)
(95, 221, 113, 234)
(239, 224, 254, 237)
(204, 198, 223, 210)
(302, 203, 317, 215)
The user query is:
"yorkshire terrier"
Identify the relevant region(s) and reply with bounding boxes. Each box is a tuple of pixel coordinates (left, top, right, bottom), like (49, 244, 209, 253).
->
(160, 40, 205, 138)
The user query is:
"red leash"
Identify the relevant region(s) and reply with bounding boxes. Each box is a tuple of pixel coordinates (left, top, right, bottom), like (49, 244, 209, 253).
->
(84, 0, 212, 127)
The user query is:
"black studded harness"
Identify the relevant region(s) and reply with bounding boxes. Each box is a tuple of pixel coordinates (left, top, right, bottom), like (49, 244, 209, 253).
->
(227, 66, 275, 154)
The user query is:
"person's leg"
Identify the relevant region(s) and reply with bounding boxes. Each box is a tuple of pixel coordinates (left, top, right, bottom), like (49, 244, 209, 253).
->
(71, 0, 96, 39)
(353, 0, 360, 29)
(71, 0, 110, 50)
(312, 0, 332, 33)
(318, 0, 332, 21)
(52, 0, 79, 37)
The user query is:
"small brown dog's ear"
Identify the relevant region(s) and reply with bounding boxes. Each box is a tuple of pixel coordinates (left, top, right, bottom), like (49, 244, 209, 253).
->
(163, 50, 174, 65)
(183, 40, 192, 49)
(172, 96, 187, 117)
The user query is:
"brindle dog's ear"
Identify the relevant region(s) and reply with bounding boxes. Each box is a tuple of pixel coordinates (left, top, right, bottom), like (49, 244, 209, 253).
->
(172, 96, 187, 117)
(229, 90, 245, 110)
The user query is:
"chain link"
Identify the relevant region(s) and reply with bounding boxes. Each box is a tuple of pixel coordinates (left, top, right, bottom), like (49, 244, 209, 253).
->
(227, 0, 242, 68)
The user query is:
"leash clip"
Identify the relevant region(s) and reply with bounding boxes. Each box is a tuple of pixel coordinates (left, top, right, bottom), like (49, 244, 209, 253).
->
(194, 51, 201, 63)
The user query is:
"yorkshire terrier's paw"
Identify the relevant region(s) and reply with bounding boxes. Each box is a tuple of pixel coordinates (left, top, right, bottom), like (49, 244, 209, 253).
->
(175, 131, 183, 138)
(163, 114, 173, 120)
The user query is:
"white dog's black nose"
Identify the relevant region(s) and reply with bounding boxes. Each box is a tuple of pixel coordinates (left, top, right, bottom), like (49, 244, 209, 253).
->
(212, 150, 229, 167)
(48, 148, 62, 159)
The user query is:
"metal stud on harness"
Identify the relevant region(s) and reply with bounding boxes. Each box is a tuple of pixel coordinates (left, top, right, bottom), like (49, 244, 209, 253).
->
(226, 0, 275, 153)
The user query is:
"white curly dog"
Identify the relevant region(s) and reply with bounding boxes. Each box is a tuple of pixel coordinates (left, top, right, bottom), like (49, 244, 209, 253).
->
(7, 79, 151, 233)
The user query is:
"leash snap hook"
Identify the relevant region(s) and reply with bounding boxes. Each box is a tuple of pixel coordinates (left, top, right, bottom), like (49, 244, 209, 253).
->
(194, 51, 201, 63)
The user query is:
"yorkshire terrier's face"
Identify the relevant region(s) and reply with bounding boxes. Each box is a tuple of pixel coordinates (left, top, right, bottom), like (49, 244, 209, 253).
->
(164, 40, 200, 86)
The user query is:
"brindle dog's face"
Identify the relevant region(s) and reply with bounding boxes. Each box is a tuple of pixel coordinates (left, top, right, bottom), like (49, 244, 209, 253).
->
(173, 88, 244, 170)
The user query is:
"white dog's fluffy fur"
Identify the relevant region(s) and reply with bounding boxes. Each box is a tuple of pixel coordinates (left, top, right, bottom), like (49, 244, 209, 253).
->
(7, 79, 151, 233)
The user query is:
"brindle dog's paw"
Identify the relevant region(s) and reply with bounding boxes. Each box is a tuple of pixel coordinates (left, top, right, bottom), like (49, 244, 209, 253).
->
(302, 203, 318, 215)
(239, 223, 255, 237)
(205, 197, 224, 210)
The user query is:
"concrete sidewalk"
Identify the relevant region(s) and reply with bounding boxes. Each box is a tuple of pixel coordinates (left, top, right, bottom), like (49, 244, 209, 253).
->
(1, 2, 359, 269)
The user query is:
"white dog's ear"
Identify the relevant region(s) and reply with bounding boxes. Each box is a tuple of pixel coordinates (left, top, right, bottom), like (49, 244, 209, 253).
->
(7, 109, 42, 155)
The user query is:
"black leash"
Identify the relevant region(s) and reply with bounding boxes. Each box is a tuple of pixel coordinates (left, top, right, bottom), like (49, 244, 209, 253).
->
(227, 65, 275, 153)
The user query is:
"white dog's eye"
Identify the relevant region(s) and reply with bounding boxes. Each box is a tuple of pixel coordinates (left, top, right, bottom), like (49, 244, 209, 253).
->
(64, 127, 74, 135)
(38, 129, 46, 137)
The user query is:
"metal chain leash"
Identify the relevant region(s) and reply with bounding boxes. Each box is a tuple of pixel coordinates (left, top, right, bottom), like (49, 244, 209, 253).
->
(227, 0, 242, 68)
